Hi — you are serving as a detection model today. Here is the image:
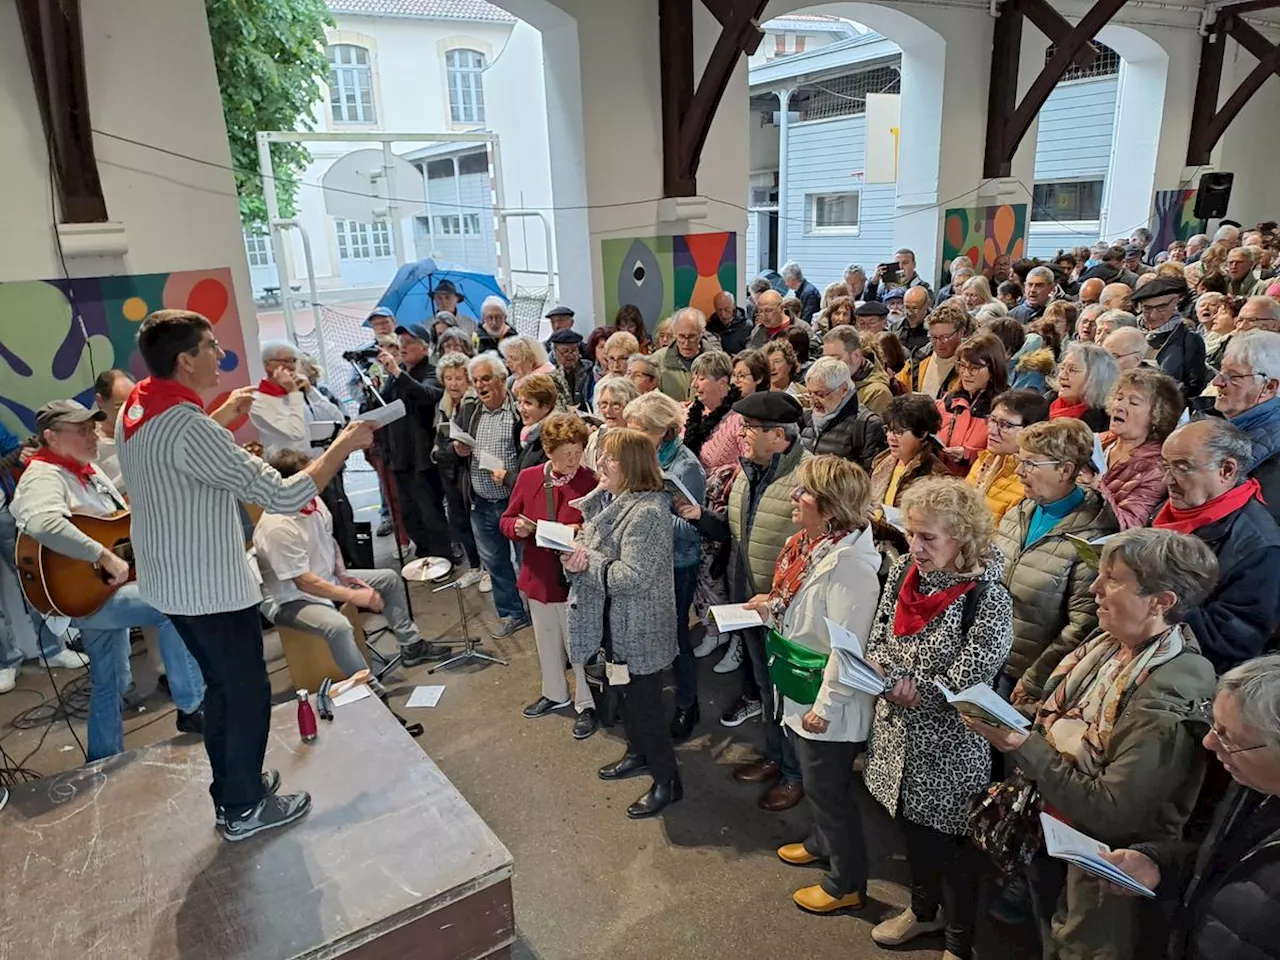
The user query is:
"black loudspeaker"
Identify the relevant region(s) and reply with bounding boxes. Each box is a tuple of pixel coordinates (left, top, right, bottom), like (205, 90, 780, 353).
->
(351, 521, 375, 570)
(1194, 172, 1234, 220)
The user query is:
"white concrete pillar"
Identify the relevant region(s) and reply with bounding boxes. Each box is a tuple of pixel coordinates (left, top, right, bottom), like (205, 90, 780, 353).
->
(775, 87, 793, 268)
(1214, 34, 1280, 227)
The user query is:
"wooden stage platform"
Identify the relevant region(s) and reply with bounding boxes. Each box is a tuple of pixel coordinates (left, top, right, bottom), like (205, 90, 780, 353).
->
(0, 695, 514, 960)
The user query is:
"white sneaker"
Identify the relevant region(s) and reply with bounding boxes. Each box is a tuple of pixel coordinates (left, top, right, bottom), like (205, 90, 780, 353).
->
(44, 648, 90, 670)
(0, 667, 16, 694)
(693, 630, 728, 659)
(712, 636, 743, 674)
(456, 569, 484, 589)
(870, 908, 945, 947)
(478, 571, 493, 594)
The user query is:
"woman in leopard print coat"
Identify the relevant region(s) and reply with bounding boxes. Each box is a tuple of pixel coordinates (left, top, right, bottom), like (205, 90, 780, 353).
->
(861, 478, 1014, 960)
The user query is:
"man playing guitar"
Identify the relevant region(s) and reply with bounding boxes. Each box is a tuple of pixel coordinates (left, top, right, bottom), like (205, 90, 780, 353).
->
(8, 399, 206, 761)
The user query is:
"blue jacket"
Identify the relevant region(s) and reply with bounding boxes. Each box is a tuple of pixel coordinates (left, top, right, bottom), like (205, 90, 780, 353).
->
(661, 442, 707, 569)
(1233, 396, 1280, 525)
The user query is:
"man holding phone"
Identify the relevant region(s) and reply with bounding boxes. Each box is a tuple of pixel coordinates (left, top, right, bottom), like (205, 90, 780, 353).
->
(874, 248, 933, 300)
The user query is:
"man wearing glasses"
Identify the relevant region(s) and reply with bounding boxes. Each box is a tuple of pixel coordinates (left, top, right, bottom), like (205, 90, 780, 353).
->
(1153, 419, 1280, 673)
(1130, 276, 1206, 398)
(896, 301, 970, 399)
(1215, 329, 1280, 522)
(1101, 655, 1280, 960)
(652, 307, 714, 402)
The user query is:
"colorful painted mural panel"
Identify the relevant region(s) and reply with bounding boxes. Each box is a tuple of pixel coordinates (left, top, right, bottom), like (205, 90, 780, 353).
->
(942, 204, 1028, 283)
(603, 232, 737, 334)
(0, 268, 252, 440)
(1151, 189, 1206, 252)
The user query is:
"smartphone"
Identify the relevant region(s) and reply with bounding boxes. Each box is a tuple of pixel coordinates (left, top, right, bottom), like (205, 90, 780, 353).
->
(879, 262, 901, 284)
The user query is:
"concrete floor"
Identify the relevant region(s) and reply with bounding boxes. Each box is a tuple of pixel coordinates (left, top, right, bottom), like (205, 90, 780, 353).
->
(0, 466, 1036, 959)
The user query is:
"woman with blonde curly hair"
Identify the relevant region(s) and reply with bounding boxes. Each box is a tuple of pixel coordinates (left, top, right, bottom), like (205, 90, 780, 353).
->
(862, 478, 1014, 959)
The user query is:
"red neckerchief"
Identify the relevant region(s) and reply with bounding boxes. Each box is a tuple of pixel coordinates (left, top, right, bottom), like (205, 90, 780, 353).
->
(892, 562, 975, 637)
(1049, 397, 1090, 421)
(1153, 478, 1263, 535)
(257, 377, 289, 398)
(121, 377, 205, 440)
(28, 448, 95, 487)
(299, 499, 320, 516)
(767, 320, 792, 339)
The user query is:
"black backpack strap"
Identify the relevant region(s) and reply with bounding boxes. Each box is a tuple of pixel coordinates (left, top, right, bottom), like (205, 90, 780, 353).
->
(878, 559, 913, 628)
(961, 580, 992, 637)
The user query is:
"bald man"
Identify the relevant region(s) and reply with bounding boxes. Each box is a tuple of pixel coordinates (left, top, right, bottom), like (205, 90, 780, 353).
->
(1100, 282, 1133, 313)
(1078, 277, 1104, 306)
(1103, 326, 1151, 372)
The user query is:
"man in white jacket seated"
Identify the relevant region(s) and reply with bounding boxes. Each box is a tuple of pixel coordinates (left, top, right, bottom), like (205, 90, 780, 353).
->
(250, 341, 358, 562)
(254, 449, 451, 686)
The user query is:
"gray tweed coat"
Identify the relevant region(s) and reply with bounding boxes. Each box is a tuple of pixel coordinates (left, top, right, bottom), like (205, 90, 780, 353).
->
(566, 488, 677, 676)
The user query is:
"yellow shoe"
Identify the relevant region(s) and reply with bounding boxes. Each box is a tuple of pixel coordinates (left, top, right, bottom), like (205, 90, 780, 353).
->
(777, 842, 821, 866)
(792, 883, 864, 914)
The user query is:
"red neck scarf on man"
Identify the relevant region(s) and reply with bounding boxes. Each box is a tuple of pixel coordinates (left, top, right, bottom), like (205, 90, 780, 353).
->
(1153, 478, 1263, 535)
(892, 562, 975, 637)
(257, 377, 289, 398)
(121, 377, 205, 440)
(299, 499, 320, 516)
(768, 321, 792, 339)
(28, 448, 95, 487)
(1049, 397, 1090, 421)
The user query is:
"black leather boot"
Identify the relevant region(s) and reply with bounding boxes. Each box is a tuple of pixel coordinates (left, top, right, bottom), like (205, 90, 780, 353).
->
(598, 752, 649, 781)
(627, 775, 683, 819)
(669, 701, 700, 743)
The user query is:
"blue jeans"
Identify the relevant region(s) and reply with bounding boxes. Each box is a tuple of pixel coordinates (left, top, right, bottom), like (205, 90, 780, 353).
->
(470, 495, 525, 621)
(0, 505, 68, 667)
(75, 586, 205, 761)
(672, 564, 699, 710)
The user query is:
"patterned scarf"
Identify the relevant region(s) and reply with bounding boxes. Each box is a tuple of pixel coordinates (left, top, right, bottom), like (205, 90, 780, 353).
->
(769, 528, 845, 616)
(1034, 624, 1187, 775)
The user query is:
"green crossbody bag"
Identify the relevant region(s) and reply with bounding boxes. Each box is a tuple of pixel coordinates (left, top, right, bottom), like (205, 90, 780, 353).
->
(765, 629, 829, 706)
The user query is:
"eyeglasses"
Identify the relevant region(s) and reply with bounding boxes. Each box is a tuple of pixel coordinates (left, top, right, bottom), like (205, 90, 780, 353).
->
(988, 416, 1024, 433)
(956, 360, 989, 373)
(1109, 350, 1144, 362)
(1014, 456, 1062, 471)
(1138, 298, 1180, 313)
(807, 385, 841, 401)
(1213, 370, 1271, 386)
(929, 329, 960, 344)
(789, 485, 810, 503)
(675, 333, 702, 344)
(1159, 458, 1217, 478)
(1207, 722, 1268, 755)
(189, 337, 221, 356)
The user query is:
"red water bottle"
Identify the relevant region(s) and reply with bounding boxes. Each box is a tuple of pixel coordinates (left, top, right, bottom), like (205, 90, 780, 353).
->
(296, 689, 318, 743)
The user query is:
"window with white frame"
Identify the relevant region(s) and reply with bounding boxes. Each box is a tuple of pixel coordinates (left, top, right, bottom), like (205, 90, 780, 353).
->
(334, 219, 392, 260)
(465, 213, 482, 235)
(327, 45, 376, 124)
(807, 192, 860, 233)
(446, 49, 486, 124)
(244, 230, 272, 267)
(434, 215, 460, 235)
(433, 214, 483, 236)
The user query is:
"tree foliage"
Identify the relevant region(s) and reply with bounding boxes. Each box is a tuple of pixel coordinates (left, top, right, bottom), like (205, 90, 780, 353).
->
(205, 0, 333, 227)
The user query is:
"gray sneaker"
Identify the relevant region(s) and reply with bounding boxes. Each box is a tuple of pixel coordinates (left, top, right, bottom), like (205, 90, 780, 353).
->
(214, 769, 282, 826)
(490, 616, 531, 640)
(220, 791, 311, 842)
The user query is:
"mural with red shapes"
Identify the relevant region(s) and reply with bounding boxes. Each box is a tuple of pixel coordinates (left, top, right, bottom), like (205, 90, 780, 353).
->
(942, 204, 1028, 286)
(0, 268, 253, 440)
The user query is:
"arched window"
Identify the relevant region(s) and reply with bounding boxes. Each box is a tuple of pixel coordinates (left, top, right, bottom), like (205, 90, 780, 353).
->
(328, 44, 375, 123)
(446, 49, 486, 124)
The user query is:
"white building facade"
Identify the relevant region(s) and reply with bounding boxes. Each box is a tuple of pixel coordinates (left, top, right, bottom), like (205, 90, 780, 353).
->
(247, 0, 557, 299)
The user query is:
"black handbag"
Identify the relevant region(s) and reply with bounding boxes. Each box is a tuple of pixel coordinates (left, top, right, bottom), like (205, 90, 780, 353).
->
(968, 769, 1044, 873)
(582, 560, 622, 727)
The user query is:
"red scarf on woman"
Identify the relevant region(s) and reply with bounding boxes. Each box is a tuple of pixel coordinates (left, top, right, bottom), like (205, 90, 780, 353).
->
(769, 529, 844, 615)
(121, 377, 205, 440)
(1049, 397, 1089, 421)
(257, 377, 288, 398)
(28, 448, 94, 487)
(892, 562, 975, 637)
(1153, 478, 1262, 535)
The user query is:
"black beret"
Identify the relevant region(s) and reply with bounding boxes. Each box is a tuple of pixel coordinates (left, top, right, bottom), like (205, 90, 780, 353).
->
(545, 305, 575, 319)
(1129, 276, 1189, 302)
(548, 328, 584, 345)
(855, 301, 889, 317)
(732, 390, 803, 425)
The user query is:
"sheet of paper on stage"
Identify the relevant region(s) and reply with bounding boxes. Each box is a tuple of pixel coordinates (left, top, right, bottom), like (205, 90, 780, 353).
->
(355, 399, 406, 427)
(333, 684, 373, 707)
(406, 685, 446, 708)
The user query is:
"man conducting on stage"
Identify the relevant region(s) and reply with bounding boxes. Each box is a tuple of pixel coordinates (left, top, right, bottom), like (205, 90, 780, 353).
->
(9, 399, 207, 761)
(119, 310, 375, 842)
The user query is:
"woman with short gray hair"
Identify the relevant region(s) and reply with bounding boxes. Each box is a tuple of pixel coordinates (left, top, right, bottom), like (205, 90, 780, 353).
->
(583, 375, 638, 472)
(1050, 341, 1118, 431)
(968, 527, 1218, 960)
(627, 354, 661, 394)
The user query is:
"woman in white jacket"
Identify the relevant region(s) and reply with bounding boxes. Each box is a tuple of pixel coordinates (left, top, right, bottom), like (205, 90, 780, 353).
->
(745, 454, 881, 915)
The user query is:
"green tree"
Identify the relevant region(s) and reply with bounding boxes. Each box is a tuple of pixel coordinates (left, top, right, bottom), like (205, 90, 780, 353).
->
(205, 0, 333, 227)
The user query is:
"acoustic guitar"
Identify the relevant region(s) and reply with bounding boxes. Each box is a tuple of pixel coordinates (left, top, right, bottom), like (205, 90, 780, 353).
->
(15, 511, 135, 618)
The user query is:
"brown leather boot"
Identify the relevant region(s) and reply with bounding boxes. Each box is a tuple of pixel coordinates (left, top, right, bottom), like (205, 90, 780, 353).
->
(759, 779, 805, 811)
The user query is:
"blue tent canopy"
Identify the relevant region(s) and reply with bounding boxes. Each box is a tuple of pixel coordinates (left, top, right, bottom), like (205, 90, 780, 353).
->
(372, 258, 507, 326)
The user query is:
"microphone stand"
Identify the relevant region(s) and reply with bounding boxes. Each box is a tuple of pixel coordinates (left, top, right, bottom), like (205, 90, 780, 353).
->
(347, 358, 414, 682)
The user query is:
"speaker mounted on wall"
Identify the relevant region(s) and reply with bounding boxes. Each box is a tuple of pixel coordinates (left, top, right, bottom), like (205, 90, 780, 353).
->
(1194, 172, 1234, 221)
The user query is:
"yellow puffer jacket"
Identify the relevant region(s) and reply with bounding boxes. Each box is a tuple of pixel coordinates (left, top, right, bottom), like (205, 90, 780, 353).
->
(966, 451, 1025, 525)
